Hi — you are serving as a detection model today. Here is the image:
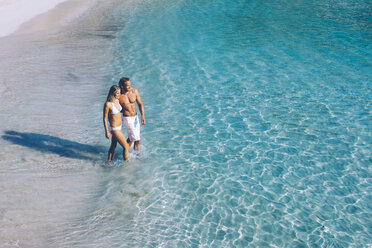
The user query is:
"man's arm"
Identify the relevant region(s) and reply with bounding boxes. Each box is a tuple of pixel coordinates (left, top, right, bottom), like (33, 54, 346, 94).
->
(135, 89, 146, 125)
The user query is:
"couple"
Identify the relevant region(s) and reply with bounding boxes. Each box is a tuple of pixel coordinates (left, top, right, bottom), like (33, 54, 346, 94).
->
(103, 77, 146, 162)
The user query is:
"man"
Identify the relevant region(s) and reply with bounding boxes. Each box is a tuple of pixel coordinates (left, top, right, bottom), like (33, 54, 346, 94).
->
(118, 77, 146, 153)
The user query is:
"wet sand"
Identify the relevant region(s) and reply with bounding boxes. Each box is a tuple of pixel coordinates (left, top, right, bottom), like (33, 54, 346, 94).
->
(0, 1, 125, 246)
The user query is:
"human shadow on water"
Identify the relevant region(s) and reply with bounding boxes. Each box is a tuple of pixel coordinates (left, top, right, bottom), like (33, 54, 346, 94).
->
(2, 130, 106, 161)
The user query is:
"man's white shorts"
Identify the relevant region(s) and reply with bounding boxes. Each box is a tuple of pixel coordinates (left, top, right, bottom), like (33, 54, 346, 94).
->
(123, 115, 140, 142)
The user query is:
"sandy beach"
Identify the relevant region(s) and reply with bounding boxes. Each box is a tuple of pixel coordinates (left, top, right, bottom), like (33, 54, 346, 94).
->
(0, 1, 123, 246)
(0, 0, 97, 37)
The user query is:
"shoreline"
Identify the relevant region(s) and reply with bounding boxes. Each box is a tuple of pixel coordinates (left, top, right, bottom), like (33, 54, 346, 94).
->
(0, 0, 121, 246)
(0, 0, 98, 38)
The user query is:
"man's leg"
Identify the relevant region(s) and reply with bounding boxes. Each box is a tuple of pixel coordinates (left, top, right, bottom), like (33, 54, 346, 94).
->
(127, 138, 133, 149)
(134, 140, 140, 153)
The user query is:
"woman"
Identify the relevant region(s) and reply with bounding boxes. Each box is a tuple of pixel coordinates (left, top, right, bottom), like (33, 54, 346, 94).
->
(103, 85, 129, 162)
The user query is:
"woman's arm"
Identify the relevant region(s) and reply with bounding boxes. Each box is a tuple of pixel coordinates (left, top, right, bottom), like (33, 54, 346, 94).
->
(103, 102, 110, 139)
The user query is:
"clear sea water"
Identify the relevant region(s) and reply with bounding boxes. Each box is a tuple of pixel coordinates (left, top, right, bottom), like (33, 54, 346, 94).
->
(0, 0, 371, 247)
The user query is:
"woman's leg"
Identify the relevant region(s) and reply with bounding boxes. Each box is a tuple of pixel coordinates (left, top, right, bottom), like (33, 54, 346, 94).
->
(108, 135, 118, 162)
(112, 130, 129, 160)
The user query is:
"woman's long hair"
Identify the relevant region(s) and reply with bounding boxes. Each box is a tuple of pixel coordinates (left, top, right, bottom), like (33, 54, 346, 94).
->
(106, 85, 120, 102)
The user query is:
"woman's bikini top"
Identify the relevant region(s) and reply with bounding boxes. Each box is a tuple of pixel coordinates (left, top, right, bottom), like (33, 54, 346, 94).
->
(111, 102, 122, 115)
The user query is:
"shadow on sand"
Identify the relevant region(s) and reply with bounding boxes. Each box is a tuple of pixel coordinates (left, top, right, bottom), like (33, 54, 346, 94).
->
(2, 130, 106, 160)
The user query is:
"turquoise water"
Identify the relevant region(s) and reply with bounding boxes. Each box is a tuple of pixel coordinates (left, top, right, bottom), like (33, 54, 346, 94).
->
(0, 0, 371, 247)
(103, 0, 371, 247)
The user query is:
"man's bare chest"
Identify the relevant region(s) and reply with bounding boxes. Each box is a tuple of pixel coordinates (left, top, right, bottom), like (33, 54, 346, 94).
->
(121, 92, 136, 104)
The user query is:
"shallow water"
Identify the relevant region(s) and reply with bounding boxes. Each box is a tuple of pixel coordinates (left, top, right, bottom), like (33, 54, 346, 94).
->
(0, 0, 371, 247)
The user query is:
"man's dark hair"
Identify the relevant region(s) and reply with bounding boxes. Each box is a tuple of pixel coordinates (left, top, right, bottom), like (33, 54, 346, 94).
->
(119, 77, 130, 87)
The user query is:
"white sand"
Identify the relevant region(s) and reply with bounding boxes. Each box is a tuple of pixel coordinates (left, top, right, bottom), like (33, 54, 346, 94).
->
(0, 0, 97, 37)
